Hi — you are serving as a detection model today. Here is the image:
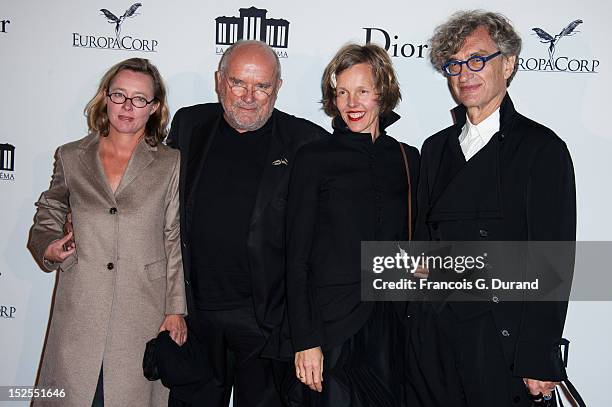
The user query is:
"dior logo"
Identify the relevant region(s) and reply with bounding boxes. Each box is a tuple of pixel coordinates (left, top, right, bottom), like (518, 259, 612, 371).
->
(363, 28, 427, 59)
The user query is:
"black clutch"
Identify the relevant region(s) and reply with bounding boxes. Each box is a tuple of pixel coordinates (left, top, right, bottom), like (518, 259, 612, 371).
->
(143, 335, 160, 381)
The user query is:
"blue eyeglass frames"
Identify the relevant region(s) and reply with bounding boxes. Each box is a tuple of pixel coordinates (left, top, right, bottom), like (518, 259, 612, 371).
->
(442, 51, 502, 76)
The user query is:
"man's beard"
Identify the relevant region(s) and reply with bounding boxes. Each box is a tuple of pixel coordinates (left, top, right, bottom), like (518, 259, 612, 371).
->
(220, 92, 276, 132)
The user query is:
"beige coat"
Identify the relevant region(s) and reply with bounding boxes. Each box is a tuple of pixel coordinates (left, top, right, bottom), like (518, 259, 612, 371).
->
(28, 134, 186, 407)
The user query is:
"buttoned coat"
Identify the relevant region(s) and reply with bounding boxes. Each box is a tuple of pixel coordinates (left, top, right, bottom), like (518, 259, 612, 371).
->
(409, 94, 576, 406)
(28, 134, 186, 407)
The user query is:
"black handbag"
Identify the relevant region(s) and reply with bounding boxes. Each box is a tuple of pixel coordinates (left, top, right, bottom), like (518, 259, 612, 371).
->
(143, 335, 160, 381)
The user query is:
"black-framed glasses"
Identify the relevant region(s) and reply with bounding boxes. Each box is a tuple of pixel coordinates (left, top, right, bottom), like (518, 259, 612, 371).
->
(442, 51, 502, 76)
(107, 92, 156, 108)
(223, 76, 274, 100)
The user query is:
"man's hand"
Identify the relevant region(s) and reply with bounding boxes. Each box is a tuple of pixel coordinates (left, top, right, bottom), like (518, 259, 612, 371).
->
(524, 378, 557, 401)
(158, 314, 187, 346)
(43, 232, 76, 263)
(295, 346, 324, 392)
(63, 212, 75, 250)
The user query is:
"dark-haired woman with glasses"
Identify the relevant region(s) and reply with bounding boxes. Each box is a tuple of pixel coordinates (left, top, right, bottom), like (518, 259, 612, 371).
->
(28, 58, 186, 407)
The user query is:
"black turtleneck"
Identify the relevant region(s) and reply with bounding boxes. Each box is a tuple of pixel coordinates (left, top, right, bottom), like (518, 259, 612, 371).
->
(190, 117, 272, 310)
(286, 113, 420, 351)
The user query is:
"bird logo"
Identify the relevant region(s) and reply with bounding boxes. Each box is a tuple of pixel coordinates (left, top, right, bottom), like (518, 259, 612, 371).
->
(532, 19, 583, 64)
(100, 3, 142, 45)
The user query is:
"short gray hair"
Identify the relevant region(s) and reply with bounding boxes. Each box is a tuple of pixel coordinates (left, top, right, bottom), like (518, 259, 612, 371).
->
(429, 10, 522, 85)
(218, 40, 281, 81)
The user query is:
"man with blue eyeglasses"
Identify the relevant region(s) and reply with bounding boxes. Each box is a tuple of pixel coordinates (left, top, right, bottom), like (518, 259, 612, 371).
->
(408, 10, 576, 407)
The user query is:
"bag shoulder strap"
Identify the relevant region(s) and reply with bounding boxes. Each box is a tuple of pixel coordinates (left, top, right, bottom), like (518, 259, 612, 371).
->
(399, 142, 413, 241)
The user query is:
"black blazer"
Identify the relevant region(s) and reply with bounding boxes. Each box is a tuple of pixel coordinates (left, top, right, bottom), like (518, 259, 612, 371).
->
(414, 94, 576, 381)
(167, 103, 327, 356)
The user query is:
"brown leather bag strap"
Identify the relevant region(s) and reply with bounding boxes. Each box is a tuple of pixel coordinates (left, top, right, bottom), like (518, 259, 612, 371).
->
(399, 142, 412, 241)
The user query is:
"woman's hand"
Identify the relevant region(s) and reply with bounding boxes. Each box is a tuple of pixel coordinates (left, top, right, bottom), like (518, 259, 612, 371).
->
(524, 378, 558, 402)
(413, 265, 429, 279)
(43, 231, 76, 264)
(158, 314, 187, 346)
(295, 346, 324, 392)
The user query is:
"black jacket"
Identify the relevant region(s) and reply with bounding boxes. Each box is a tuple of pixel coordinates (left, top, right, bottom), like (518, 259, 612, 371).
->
(167, 103, 328, 357)
(286, 113, 420, 352)
(414, 94, 576, 381)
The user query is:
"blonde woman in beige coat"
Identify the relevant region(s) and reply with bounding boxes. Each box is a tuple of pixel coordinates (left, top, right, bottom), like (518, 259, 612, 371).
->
(28, 58, 187, 407)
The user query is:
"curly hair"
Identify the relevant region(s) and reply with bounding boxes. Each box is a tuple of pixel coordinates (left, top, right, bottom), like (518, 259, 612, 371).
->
(429, 10, 522, 85)
(321, 43, 401, 118)
(84, 58, 169, 146)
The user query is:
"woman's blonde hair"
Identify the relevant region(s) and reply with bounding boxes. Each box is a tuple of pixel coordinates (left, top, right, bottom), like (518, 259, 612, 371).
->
(321, 43, 401, 118)
(84, 58, 169, 146)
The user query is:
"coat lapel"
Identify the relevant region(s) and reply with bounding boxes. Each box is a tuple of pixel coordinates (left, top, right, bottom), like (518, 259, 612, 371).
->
(114, 140, 156, 197)
(249, 113, 288, 227)
(428, 136, 502, 221)
(430, 126, 466, 207)
(78, 135, 115, 203)
(427, 100, 509, 221)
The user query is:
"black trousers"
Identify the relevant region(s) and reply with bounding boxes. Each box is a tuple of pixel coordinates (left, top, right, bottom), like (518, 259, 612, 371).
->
(406, 304, 533, 407)
(165, 305, 286, 407)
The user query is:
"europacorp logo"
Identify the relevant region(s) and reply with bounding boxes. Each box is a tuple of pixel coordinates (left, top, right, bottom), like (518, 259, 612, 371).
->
(72, 3, 158, 52)
(519, 19, 599, 73)
(0, 305, 17, 319)
(0, 18, 9, 34)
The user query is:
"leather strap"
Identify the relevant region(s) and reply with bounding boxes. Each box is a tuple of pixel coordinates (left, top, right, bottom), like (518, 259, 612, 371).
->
(533, 339, 586, 407)
(399, 142, 412, 240)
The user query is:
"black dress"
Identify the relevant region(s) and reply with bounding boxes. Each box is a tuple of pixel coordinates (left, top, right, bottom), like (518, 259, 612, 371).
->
(286, 113, 419, 406)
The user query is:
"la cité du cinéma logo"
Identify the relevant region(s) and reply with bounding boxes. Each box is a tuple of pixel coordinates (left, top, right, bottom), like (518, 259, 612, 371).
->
(215, 6, 290, 58)
(0, 143, 15, 181)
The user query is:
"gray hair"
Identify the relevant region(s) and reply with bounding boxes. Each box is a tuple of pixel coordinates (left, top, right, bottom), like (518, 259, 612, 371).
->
(218, 40, 281, 81)
(429, 10, 522, 85)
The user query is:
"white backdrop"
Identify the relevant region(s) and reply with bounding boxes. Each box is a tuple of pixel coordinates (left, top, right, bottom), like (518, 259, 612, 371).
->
(1, 0, 610, 405)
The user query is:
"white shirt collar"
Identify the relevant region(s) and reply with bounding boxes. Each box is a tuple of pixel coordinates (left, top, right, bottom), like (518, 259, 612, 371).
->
(459, 108, 500, 161)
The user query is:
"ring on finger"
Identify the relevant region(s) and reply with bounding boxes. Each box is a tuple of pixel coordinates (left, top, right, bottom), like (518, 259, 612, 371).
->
(528, 392, 543, 401)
